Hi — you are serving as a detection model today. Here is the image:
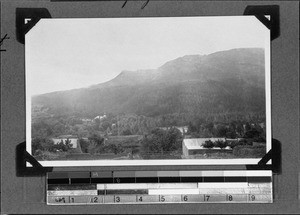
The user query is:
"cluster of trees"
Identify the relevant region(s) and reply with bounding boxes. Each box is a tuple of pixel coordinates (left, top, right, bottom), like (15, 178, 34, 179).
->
(141, 127, 183, 157)
(31, 113, 160, 140)
(32, 132, 126, 157)
(200, 138, 266, 158)
(31, 104, 266, 159)
(233, 144, 266, 158)
(79, 133, 104, 154)
(32, 137, 73, 156)
(201, 138, 257, 149)
(94, 114, 158, 136)
(79, 133, 125, 155)
(32, 116, 92, 139)
(202, 139, 227, 149)
(187, 116, 266, 141)
(32, 111, 266, 140)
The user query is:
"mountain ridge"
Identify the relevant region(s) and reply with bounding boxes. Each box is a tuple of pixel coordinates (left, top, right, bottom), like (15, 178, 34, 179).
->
(32, 48, 265, 118)
(82, 48, 264, 90)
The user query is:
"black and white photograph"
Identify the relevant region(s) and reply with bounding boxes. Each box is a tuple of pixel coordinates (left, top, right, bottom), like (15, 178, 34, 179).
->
(25, 16, 271, 166)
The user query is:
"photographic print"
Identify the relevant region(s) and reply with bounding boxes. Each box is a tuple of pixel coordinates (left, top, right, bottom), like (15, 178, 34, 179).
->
(26, 16, 271, 166)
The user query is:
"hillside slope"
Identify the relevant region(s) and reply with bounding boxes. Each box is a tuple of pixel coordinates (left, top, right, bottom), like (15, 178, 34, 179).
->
(32, 48, 265, 118)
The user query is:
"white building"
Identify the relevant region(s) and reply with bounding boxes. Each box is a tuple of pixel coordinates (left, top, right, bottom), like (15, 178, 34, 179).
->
(182, 138, 229, 157)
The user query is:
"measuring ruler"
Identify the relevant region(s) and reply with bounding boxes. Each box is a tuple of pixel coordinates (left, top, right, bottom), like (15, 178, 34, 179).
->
(47, 170, 272, 204)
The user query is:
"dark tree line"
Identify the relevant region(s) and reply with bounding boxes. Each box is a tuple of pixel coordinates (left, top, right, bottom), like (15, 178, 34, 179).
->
(187, 117, 266, 141)
(32, 137, 73, 156)
(202, 139, 228, 149)
(141, 127, 183, 157)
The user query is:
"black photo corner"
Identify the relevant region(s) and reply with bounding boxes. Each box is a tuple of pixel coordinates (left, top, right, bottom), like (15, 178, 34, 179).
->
(16, 142, 53, 177)
(243, 5, 280, 41)
(16, 8, 52, 44)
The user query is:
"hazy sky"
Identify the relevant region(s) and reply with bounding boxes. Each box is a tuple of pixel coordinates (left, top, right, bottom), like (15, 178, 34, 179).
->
(26, 16, 269, 95)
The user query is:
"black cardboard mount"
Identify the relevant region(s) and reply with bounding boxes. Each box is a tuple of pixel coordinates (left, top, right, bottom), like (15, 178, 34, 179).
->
(15, 5, 281, 176)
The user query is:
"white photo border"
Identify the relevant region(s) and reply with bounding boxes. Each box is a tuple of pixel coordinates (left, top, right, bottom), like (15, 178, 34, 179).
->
(25, 16, 271, 167)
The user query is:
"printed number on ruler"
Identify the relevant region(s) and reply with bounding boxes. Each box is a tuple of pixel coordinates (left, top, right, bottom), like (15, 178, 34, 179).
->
(204, 195, 210, 201)
(160, 195, 165, 202)
(91, 196, 99, 203)
(115, 196, 121, 203)
(250, 195, 256, 201)
(56, 197, 67, 203)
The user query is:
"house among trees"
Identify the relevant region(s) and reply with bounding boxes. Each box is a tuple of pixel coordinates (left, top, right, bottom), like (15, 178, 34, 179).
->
(52, 135, 78, 148)
(159, 126, 188, 135)
(182, 138, 231, 157)
(175, 126, 188, 135)
(81, 118, 92, 124)
(93, 114, 107, 122)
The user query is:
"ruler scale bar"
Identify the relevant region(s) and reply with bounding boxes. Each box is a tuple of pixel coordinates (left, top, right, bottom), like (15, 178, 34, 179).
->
(48, 184, 97, 190)
(48, 177, 272, 184)
(47, 194, 272, 204)
(48, 171, 272, 179)
(106, 189, 149, 195)
(149, 188, 200, 195)
(100, 183, 199, 190)
(48, 190, 98, 196)
(47, 171, 273, 204)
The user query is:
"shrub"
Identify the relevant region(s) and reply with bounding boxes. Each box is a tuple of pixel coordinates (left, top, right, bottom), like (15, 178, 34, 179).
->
(202, 140, 214, 148)
(32, 138, 44, 154)
(141, 127, 183, 157)
(79, 138, 89, 153)
(244, 129, 260, 139)
(226, 131, 237, 139)
(253, 136, 266, 142)
(32, 137, 55, 155)
(108, 144, 125, 154)
(237, 138, 252, 146)
(228, 141, 240, 149)
(88, 133, 104, 146)
(50, 140, 69, 152)
(233, 145, 266, 158)
(122, 129, 132, 136)
(64, 139, 73, 148)
(214, 140, 227, 149)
